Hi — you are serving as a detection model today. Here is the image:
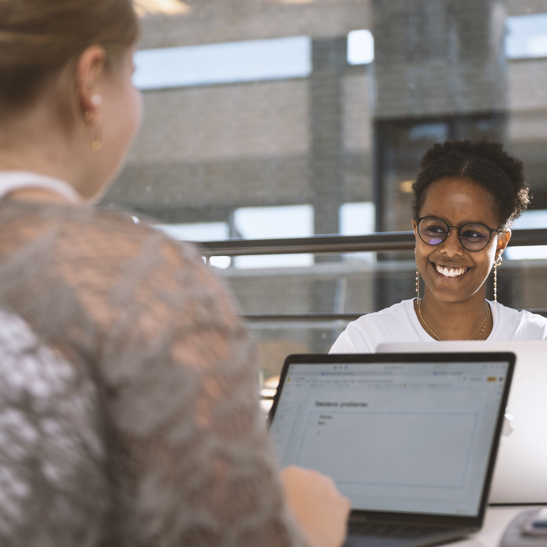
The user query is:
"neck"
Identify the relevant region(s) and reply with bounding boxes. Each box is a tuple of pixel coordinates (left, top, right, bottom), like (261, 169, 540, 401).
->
(416, 292, 491, 341)
(0, 91, 97, 202)
(0, 142, 80, 195)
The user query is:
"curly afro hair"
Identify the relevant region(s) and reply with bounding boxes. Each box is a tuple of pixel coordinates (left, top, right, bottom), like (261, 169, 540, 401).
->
(411, 139, 530, 230)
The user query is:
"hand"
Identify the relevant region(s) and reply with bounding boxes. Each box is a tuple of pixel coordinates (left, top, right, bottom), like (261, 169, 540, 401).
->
(280, 466, 350, 547)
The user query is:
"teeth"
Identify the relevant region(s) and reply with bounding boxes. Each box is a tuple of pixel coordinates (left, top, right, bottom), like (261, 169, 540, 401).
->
(436, 264, 467, 278)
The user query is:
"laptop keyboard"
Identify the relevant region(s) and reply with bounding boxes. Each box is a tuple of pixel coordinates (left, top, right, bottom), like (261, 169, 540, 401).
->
(348, 522, 446, 539)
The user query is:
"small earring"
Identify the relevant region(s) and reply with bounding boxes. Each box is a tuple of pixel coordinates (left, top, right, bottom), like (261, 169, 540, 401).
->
(494, 256, 503, 303)
(91, 134, 102, 152)
(91, 94, 102, 106)
(416, 269, 420, 301)
(83, 110, 102, 151)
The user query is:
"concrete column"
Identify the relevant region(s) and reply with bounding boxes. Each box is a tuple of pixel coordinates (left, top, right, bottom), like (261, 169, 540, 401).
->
(309, 36, 347, 237)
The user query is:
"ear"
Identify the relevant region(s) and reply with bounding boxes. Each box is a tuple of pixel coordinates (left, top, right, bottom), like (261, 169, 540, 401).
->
(75, 45, 107, 120)
(496, 229, 511, 261)
(411, 218, 418, 235)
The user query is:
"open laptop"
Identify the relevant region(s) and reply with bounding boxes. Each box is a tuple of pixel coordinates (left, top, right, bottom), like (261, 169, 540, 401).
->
(377, 340, 547, 505)
(269, 352, 515, 547)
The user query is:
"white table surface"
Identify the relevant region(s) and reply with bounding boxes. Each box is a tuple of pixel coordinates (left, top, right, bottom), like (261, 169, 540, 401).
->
(449, 507, 536, 547)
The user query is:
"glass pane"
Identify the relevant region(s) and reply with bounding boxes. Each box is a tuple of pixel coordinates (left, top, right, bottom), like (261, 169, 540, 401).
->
(102, 1, 547, 235)
(102, 0, 547, 333)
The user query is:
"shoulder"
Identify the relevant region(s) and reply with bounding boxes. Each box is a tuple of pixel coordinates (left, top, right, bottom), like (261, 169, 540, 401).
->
(0, 204, 241, 340)
(54, 206, 218, 282)
(0, 201, 200, 261)
(330, 300, 419, 353)
(85, 211, 240, 325)
(353, 299, 413, 323)
(493, 302, 547, 340)
(58, 207, 225, 295)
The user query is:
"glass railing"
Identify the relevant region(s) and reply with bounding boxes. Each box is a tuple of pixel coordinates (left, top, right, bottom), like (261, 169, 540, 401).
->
(197, 228, 547, 409)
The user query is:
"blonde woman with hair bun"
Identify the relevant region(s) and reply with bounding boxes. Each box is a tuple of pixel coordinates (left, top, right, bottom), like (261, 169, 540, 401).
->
(0, 1, 349, 545)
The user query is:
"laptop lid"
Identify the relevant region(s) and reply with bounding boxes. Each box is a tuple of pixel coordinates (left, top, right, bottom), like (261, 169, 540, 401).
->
(269, 352, 514, 530)
(377, 341, 547, 504)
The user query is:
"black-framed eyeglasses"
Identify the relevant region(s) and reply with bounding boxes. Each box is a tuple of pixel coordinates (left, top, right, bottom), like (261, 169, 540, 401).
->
(415, 216, 502, 252)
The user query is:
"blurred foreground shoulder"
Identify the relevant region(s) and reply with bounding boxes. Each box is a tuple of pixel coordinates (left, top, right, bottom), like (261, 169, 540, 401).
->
(0, 309, 107, 547)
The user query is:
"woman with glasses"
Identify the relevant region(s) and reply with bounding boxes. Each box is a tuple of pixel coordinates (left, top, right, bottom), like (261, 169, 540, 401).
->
(331, 139, 547, 353)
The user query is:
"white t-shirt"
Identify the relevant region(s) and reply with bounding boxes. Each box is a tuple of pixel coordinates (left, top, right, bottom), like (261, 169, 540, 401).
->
(330, 299, 547, 353)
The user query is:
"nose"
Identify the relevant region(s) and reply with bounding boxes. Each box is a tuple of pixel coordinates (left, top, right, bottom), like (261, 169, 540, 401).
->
(439, 228, 465, 256)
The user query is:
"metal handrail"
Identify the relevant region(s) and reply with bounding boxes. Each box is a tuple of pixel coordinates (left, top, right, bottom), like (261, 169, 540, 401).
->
(243, 313, 364, 321)
(198, 228, 547, 257)
(196, 229, 547, 323)
(242, 310, 547, 321)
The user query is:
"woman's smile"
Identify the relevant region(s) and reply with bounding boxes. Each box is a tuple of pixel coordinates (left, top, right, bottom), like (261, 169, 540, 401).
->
(432, 262, 469, 279)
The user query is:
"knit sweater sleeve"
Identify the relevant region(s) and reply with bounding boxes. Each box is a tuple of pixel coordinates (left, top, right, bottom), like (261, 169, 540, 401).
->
(0, 309, 108, 547)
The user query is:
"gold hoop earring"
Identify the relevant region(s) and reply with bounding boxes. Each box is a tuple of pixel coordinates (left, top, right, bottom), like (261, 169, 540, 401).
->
(494, 256, 503, 303)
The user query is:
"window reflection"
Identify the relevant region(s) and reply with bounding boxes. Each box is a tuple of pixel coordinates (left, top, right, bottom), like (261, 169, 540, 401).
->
(506, 14, 547, 59)
(347, 30, 374, 65)
(99, 0, 547, 321)
(234, 205, 314, 268)
(133, 37, 312, 90)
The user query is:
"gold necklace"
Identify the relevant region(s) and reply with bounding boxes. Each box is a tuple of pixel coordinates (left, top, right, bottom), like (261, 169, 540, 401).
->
(417, 299, 490, 341)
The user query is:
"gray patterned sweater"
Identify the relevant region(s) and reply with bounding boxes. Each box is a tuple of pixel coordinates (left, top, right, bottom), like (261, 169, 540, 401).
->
(0, 200, 305, 547)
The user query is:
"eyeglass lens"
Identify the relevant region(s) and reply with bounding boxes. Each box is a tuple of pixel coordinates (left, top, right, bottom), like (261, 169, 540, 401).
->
(418, 217, 493, 251)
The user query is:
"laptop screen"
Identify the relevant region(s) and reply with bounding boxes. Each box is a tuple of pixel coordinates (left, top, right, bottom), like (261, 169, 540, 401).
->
(269, 358, 511, 517)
